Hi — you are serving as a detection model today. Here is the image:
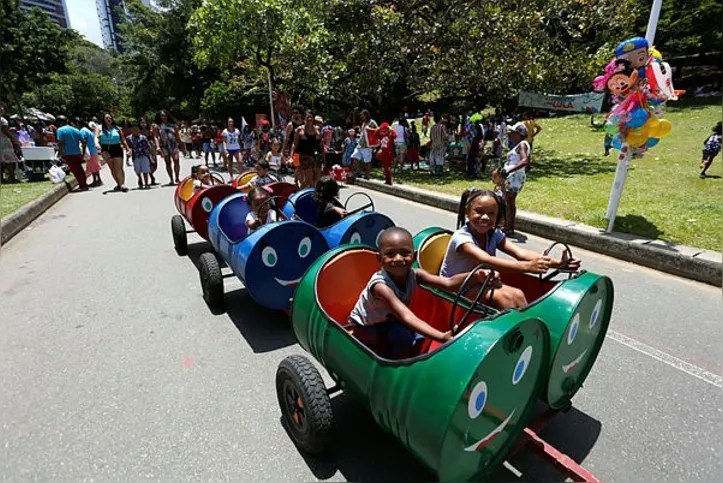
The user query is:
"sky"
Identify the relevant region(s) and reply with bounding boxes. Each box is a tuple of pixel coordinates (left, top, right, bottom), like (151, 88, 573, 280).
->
(66, 0, 103, 47)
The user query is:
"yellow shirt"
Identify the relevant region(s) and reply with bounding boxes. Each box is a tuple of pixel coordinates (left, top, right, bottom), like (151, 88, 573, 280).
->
(523, 119, 541, 143)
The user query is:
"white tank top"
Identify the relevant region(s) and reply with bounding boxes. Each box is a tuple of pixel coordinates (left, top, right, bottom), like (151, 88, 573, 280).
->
(505, 140, 530, 171)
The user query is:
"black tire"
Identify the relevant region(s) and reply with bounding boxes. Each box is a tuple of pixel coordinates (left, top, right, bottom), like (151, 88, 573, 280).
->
(199, 252, 224, 310)
(276, 355, 334, 454)
(171, 215, 187, 256)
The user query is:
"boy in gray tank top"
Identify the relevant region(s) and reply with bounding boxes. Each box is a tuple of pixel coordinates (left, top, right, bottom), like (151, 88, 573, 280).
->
(348, 227, 488, 359)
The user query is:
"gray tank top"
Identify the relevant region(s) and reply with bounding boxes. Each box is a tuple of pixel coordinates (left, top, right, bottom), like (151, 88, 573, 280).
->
(348, 269, 417, 326)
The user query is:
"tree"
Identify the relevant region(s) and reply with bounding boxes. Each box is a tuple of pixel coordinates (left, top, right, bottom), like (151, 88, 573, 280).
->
(0, 0, 79, 111)
(120, 0, 218, 119)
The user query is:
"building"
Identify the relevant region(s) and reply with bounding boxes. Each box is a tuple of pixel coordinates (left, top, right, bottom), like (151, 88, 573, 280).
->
(19, 0, 70, 28)
(96, 0, 150, 53)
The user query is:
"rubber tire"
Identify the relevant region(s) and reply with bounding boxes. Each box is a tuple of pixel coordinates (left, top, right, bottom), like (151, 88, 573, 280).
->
(171, 215, 188, 256)
(199, 252, 224, 310)
(276, 355, 334, 455)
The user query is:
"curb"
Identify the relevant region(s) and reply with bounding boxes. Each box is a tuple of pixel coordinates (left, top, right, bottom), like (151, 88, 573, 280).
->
(349, 178, 723, 287)
(0, 177, 79, 246)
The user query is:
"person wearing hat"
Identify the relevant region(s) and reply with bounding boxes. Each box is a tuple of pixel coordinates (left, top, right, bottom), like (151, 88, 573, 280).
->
(501, 122, 530, 235)
(56, 115, 90, 191)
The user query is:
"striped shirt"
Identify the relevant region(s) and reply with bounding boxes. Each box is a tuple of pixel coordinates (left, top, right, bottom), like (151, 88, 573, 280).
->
(430, 123, 447, 156)
(348, 269, 417, 326)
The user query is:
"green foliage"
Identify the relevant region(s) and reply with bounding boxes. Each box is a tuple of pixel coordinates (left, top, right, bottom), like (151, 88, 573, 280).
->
(120, 0, 218, 119)
(0, 0, 80, 110)
(635, 0, 722, 56)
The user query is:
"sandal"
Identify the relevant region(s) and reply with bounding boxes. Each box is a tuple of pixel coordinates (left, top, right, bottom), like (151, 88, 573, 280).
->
(120, 186, 129, 192)
(113, 185, 121, 192)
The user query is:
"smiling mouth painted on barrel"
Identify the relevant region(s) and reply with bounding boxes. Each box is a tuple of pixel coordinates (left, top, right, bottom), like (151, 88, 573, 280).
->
(274, 276, 302, 287)
(561, 349, 588, 374)
(464, 409, 516, 452)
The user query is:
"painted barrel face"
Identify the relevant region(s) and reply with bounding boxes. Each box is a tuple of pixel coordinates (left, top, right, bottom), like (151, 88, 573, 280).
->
(291, 246, 549, 480)
(322, 212, 395, 248)
(412, 228, 614, 409)
(438, 317, 548, 481)
(239, 220, 329, 310)
(187, 184, 238, 239)
(524, 273, 613, 408)
(282, 188, 317, 224)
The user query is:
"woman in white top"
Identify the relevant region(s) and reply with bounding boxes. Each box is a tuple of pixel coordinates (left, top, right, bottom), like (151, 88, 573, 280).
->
(223, 118, 241, 177)
(393, 119, 408, 170)
(502, 122, 530, 235)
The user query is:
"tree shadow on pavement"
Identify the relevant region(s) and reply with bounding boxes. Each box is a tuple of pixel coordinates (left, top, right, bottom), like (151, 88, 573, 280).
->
(293, 395, 602, 482)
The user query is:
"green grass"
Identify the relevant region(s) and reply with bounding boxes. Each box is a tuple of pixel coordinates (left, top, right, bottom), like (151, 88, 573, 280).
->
(381, 99, 722, 250)
(0, 180, 57, 219)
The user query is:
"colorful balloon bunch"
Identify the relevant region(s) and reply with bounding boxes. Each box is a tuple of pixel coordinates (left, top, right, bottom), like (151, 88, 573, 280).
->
(593, 37, 680, 156)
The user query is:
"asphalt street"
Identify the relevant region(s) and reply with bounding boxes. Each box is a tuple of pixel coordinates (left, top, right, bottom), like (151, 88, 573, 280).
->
(1, 159, 721, 482)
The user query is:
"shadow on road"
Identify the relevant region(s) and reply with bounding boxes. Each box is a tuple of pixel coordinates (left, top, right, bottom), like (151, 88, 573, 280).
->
(186, 240, 297, 353)
(292, 395, 602, 482)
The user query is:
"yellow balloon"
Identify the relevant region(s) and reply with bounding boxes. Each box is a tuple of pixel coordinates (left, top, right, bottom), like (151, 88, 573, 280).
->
(626, 126, 649, 147)
(657, 119, 672, 138)
(646, 117, 661, 137)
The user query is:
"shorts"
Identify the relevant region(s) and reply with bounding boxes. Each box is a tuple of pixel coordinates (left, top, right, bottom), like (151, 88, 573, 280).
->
(407, 147, 419, 162)
(227, 148, 240, 156)
(361, 321, 423, 359)
(85, 153, 102, 173)
(394, 142, 407, 156)
(703, 149, 719, 159)
(63, 154, 84, 164)
(351, 147, 373, 163)
(102, 143, 123, 159)
(429, 151, 445, 166)
(161, 146, 179, 158)
(217, 143, 225, 153)
(298, 154, 314, 170)
(202, 142, 213, 153)
(133, 155, 151, 174)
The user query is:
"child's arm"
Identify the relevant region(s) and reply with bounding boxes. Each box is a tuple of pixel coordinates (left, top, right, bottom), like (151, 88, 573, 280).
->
(497, 238, 580, 271)
(245, 214, 262, 230)
(458, 241, 547, 274)
(416, 268, 492, 292)
(371, 284, 451, 342)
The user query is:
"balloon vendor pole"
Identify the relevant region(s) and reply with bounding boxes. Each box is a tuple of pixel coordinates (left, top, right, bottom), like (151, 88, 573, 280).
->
(268, 69, 276, 129)
(604, 0, 664, 233)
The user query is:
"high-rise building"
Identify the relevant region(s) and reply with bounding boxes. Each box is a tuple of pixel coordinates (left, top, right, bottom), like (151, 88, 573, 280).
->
(19, 0, 71, 28)
(96, 0, 150, 53)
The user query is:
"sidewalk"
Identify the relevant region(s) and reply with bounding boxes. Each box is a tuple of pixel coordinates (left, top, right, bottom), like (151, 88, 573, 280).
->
(349, 178, 722, 286)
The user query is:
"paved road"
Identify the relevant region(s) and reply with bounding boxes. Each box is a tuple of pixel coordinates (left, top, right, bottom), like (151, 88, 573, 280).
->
(1, 160, 721, 482)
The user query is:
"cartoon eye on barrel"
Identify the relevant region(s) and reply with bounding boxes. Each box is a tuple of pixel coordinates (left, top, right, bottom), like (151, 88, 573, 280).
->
(262, 246, 278, 267)
(567, 313, 580, 345)
(349, 231, 362, 244)
(375, 229, 385, 247)
(298, 237, 312, 258)
(512, 345, 533, 385)
(590, 300, 602, 328)
(201, 197, 214, 213)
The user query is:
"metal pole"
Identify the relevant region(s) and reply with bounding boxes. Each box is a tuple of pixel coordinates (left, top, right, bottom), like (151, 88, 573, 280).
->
(268, 69, 276, 129)
(604, 0, 663, 233)
(605, 146, 633, 232)
(645, 0, 664, 45)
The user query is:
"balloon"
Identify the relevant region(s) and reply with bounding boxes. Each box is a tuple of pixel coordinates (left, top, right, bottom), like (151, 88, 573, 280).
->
(627, 108, 649, 128)
(605, 122, 619, 135)
(613, 133, 623, 150)
(647, 137, 660, 148)
(625, 126, 649, 147)
(657, 119, 672, 138)
(646, 117, 662, 137)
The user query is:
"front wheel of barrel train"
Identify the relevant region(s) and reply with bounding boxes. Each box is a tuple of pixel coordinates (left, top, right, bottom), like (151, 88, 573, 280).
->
(199, 252, 224, 311)
(276, 355, 334, 455)
(171, 214, 188, 256)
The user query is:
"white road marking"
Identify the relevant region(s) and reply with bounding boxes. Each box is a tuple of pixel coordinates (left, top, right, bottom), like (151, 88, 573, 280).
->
(607, 330, 723, 388)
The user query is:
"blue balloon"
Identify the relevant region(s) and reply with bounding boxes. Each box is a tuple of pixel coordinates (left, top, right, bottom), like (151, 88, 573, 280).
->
(627, 108, 649, 129)
(613, 133, 623, 150)
(647, 137, 660, 148)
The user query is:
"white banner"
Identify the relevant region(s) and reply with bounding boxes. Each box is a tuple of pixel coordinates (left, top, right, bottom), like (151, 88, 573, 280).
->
(518, 91, 605, 113)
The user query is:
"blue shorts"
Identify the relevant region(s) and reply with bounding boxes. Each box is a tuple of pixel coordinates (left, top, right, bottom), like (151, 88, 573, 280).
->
(202, 142, 213, 153)
(227, 149, 240, 156)
(366, 321, 423, 359)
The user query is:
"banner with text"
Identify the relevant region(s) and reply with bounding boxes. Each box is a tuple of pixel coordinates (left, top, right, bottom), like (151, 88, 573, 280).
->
(518, 91, 605, 113)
